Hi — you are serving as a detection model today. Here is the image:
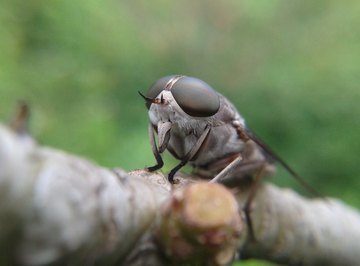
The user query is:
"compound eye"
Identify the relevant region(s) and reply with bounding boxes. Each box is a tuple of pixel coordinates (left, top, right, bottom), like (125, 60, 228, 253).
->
(172, 77, 220, 117)
(145, 75, 178, 109)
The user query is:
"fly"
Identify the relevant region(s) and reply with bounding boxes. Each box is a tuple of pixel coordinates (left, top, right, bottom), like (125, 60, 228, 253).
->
(139, 75, 320, 197)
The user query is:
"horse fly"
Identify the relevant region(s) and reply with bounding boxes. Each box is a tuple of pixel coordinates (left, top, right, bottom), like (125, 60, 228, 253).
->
(139, 75, 320, 238)
(140, 75, 314, 184)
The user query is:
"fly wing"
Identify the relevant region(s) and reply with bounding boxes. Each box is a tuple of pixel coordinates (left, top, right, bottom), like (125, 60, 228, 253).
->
(244, 127, 323, 198)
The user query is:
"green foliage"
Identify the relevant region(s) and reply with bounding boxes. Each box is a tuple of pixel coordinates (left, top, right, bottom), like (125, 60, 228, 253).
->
(1, 1, 360, 264)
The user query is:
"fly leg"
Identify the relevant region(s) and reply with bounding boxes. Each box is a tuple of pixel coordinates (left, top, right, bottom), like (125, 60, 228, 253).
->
(243, 163, 266, 242)
(168, 126, 211, 183)
(210, 156, 269, 185)
(210, 158, 268, 241)
(147, 123, 164, 172)
(210, 155, 243, 183)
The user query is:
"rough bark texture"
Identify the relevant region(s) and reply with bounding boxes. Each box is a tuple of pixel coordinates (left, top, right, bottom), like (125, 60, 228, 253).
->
(1, 123, 360, 266)
(0, 124, 169, 265)
(236, 184, 360, 265)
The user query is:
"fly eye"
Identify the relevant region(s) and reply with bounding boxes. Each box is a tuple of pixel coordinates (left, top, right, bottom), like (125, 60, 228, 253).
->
(145, 75, 178, 109)
(172, 77, 220, 117)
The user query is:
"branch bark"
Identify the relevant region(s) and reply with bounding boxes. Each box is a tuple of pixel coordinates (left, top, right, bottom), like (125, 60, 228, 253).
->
(0, 123, 360, 266)
(236, 183, 360, 265)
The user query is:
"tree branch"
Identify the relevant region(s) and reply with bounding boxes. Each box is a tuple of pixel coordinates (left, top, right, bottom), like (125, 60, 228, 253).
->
(236, 183, 360, 265)
(0, 123, 360, 266)
(0, 124, 170, 265)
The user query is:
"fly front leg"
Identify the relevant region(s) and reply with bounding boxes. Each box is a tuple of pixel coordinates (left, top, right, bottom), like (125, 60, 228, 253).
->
(168, 126, 211, 183)
(147, 123, 164, 172)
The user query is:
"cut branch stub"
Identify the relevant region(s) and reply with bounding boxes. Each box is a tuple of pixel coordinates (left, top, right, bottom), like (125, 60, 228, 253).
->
(10, 101, 30, 134)
(157, 182, 243, 266)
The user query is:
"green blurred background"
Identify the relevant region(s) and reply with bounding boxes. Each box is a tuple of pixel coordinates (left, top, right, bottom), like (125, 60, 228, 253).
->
(1, 1, 359, 265)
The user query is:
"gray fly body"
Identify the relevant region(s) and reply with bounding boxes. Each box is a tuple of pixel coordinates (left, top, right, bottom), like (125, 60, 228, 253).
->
(140, 75, 322, 239)
(139, 75, 276, 184)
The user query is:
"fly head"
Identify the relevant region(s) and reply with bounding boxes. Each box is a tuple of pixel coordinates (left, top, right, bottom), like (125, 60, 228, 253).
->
(140, 75, 221, 119)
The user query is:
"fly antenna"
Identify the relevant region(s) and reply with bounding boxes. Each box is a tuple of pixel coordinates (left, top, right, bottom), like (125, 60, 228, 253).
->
(138, 91, 156, 104)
